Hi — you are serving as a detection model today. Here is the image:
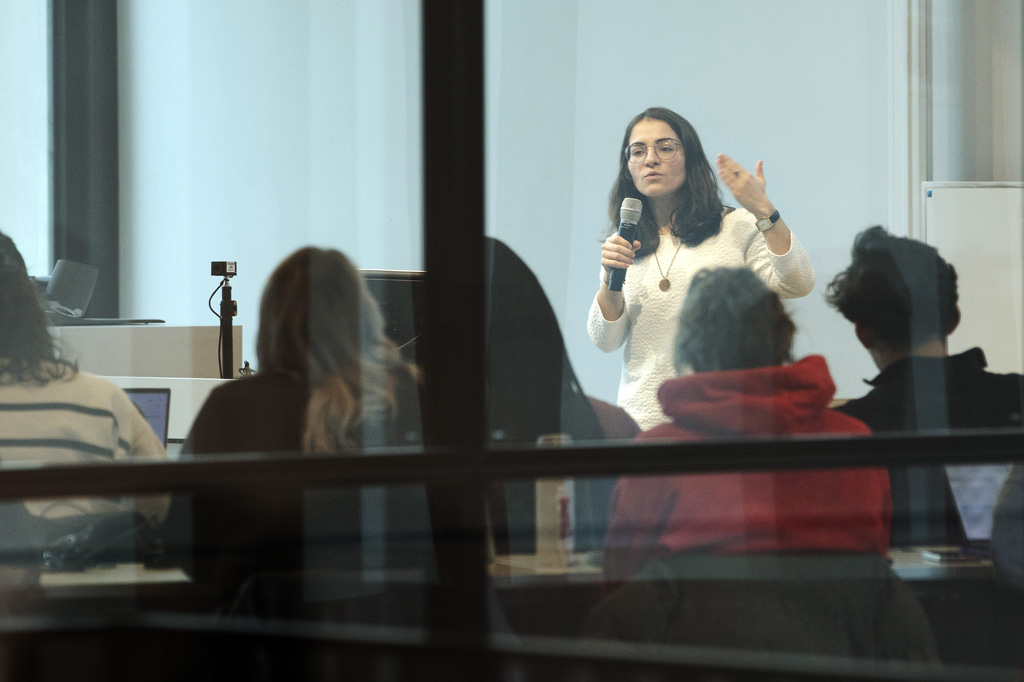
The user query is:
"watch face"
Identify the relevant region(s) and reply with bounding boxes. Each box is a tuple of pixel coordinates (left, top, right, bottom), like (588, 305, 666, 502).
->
(756, 218, 772, 232)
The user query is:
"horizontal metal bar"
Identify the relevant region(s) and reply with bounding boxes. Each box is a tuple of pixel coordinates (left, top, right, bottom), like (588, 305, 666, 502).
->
(0, 431, 1020, 500)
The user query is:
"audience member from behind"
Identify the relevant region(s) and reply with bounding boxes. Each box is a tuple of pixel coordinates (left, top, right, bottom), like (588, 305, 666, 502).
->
(826, 225, 1024, 432)
(0, 232, 168, 521)
(181, 247, 427, 612)
(826, 226, 1024, 547)
(603, 268, 890, 582)
(184, 247, 421, 455)
(587, 269, 938, 660)
(0, 232, 167, 605)
(486, 238, 639, 554)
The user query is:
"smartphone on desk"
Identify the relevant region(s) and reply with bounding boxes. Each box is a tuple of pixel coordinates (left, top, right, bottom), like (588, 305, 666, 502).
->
(921, 548, 975, 563)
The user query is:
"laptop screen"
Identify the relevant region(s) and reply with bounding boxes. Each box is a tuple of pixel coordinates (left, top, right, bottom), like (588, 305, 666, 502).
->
(124, 388, 171, 447)
(945, 463, 1013, 543)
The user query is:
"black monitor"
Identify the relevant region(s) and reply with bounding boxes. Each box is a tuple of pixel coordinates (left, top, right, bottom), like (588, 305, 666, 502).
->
(361, 269, 425, 365)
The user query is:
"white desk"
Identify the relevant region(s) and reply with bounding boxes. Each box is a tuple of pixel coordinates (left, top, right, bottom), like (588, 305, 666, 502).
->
(39, 563, 190, 600)
(53, 325, 242, 379)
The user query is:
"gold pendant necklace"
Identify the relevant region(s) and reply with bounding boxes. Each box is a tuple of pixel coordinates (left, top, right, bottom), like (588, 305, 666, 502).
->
(654, 238, 683, 292)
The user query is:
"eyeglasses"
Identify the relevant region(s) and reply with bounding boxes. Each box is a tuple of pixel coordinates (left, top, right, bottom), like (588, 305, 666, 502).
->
(625, 139, 683, 164)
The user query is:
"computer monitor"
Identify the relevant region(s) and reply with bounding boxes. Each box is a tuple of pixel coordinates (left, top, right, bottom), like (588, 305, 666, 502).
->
(361, 269, 424, 365)
(946, 463, 1014, 551)
(124, 388, 171, 447)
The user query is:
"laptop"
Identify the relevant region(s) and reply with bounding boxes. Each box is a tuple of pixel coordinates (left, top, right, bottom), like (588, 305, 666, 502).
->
(943, 463, 1014, 557)
(124, 388, 172, 447)
(36, 259, 164, 325)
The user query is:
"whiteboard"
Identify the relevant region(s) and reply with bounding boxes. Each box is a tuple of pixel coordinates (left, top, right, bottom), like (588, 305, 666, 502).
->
(922, 183, 1024, 374)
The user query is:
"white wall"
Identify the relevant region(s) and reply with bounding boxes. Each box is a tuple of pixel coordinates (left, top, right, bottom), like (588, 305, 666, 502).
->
(931, 0, 1023, 182)
(0, 2, 50, 274)
(116, 0, 1022, 400)
(118, 0, 422, 370)
(486, 0, 891, 401)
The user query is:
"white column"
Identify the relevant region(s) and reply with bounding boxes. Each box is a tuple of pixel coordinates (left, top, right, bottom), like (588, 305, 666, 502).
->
(887, 0, 930, 239)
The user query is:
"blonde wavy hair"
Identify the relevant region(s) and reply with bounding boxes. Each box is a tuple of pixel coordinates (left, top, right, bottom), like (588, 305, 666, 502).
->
(256, 248, 415, 453)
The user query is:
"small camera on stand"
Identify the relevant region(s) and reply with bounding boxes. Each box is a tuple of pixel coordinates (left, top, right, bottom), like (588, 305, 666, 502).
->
(211, 261, 237, 278)
(209, 261, 238, 379)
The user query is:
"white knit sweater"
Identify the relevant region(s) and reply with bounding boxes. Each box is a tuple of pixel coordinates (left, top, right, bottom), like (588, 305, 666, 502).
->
(587, 209, 815, 430)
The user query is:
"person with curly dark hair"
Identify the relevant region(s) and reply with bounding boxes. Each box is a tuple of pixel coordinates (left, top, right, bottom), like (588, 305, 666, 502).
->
(826, 225, 1024, 545)
(826, 225, 1024, 432)
(0, 231, 168, 529)
(589, 107, 815, 430)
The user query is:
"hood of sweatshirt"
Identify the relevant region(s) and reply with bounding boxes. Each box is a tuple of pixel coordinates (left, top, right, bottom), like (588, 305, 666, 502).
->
(656, 355, 841, 437)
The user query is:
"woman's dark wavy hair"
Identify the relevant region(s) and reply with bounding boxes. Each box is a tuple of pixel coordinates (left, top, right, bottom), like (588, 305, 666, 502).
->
(256, 247, 417, 453)
(0, 232, 76, 385)
(825, 225, 959, 352)
(674, 268, 794, 373)
(608, 107, 730, 258)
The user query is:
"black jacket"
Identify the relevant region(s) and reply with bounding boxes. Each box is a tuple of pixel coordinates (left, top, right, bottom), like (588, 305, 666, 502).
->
(836, 348, 1024, 433)
(836, 348, 1024, 546)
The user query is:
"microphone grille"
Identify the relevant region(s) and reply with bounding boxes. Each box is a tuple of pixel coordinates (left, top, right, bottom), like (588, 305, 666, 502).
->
(620, 198, 642, 224)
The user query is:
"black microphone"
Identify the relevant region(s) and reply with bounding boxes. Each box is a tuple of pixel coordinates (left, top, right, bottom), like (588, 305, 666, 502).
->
(608, 198, 642, 292)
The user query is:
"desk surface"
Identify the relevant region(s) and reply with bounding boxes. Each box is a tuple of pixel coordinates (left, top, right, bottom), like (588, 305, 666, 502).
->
(491, 547, 995, 584)
(887, 547, 993, 581)
(39, 563, 190, 598)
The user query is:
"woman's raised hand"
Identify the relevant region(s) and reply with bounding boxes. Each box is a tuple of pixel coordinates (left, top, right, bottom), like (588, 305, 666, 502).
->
(716, 154, 775, 219)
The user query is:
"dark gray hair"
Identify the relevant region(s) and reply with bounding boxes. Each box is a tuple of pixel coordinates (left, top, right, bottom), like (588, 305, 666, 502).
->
(674, 268, 795, 373)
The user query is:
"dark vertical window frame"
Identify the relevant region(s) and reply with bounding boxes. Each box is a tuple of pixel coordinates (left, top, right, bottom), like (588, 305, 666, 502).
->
(421, 0, 490, 636)
(51, 0, 120, 317)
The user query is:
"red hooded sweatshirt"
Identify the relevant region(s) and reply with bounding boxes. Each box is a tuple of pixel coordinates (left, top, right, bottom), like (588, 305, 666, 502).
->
(603, 356, 891, 582)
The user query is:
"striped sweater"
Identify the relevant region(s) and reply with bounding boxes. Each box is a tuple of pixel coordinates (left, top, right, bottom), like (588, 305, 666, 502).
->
(0, 370, 168, 521)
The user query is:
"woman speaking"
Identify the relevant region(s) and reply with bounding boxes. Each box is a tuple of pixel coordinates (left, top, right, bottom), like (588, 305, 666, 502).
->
(589, 107, 815, 430)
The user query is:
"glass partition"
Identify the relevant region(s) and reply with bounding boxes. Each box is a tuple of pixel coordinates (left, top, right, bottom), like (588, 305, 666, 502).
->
(1, 0, 1023, 679)
(482, 0, 1024, 448)
(0, 444, 1017, 677)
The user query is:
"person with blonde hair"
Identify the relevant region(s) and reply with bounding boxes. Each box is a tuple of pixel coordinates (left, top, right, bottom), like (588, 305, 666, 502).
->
(185, 247, 420, 455)
(181, 247, 426, 611)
